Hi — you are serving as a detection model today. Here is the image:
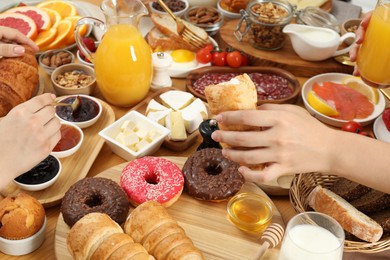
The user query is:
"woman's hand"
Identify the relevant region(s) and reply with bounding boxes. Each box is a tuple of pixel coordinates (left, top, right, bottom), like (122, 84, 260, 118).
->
(0, 93, 61, 188)
(0, 26, 38, 57)
(349, 12, 372, 76)
(211, 104, 338, 183)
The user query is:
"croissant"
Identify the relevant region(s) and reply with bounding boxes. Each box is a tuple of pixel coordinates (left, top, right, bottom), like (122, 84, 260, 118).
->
(220, 0, 248, 13)
(0, 45, 38, 117)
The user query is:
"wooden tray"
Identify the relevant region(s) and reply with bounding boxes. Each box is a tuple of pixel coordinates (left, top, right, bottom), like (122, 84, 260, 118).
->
(219, 19, 353, 78)
(54, 157, 285, 259)
(131, 87, 202, 152)
(0, 99, 115, 208)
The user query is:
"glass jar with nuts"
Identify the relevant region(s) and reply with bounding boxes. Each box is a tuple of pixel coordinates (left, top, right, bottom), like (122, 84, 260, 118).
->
(234, 0, 294, 50)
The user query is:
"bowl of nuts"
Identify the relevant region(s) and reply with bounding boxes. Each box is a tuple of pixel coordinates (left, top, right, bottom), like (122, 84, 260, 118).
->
(341, 18, 362, 45)
(38, 49, 75, 75)
(184, 6, 224, 36)
(51, 63, 96, 96)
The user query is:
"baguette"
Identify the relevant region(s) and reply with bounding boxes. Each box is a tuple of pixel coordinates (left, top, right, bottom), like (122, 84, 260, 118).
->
(308, 185, 383, 243)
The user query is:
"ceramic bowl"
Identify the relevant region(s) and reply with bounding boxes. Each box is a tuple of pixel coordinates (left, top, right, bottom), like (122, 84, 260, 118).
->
(51, 122, 84, 158)
(39, 49, 75, 75)
(186, 66, 301, 105)
(227, 192, 273, 233)
(217, 0, 241, 19)
(301, 73, 386, 127)
(55, 95, 102, 129)
(340, 18, 362, 45)
(13, 155, 61, 191)
(76, 50, 94, 67)
(184, 6, 224, 36)
(99, 111, 170, 161)
(0, 217, 46, 256)
(149, 0, 189, 17)
(51, 63, 96, 96)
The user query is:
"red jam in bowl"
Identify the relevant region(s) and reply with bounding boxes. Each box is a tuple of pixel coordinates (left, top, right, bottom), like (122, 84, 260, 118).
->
(193, 72, 293, 101)
(14, 155, 60, 185)
(53, 124, 81, 152)
(56, 96, 100, 122)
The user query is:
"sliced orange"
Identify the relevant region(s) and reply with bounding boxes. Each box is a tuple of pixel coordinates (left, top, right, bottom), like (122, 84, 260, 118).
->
(36, 0, 77, 19)
(35, 27, 57, 49)
(64, 16, 88, 45)
(42, 8, 61, 28)
(44, 20, 72, 50)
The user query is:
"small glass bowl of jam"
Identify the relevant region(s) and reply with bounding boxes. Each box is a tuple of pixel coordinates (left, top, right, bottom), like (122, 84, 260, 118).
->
(55, 95, 102, 129)
(14, 155, 62, 191)
(227, 192, 274, 234)
(51, 122, 84, 159)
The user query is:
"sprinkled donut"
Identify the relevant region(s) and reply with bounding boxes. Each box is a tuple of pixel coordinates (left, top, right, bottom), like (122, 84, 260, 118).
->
(120, 157, 184, 207)
(182, 148, 244, 201)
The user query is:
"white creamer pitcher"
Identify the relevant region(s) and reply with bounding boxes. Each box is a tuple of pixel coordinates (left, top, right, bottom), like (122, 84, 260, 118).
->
(283, 24, 356, 61)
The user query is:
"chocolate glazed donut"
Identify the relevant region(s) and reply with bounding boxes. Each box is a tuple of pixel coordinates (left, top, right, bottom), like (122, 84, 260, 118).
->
(182, 148, 245, 201)
(61, 177, 130, 227)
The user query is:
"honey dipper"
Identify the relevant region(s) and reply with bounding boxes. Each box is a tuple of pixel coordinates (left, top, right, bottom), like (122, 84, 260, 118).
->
(255, 223, 285, 259)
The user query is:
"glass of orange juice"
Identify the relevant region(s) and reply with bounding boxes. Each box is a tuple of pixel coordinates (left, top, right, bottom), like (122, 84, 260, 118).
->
(356, 0, 390, 88)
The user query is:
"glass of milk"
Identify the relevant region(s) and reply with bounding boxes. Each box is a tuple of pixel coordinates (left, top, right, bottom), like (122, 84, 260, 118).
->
(279, 212, 344, 260)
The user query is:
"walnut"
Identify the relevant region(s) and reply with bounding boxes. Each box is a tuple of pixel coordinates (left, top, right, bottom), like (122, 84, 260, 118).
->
(55, 70, 94, 89)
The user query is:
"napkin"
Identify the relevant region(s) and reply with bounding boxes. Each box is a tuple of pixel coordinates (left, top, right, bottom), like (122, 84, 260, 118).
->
(331, 0, 362, 23)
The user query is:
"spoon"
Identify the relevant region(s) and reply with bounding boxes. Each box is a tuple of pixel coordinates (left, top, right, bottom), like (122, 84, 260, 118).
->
(334, 54, 355, 66)
(52, 96, 81, 112)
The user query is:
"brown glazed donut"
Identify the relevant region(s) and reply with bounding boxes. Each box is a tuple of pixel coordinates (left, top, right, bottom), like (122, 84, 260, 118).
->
(61, 177, 130, 227)
(182, 148, 244, 201)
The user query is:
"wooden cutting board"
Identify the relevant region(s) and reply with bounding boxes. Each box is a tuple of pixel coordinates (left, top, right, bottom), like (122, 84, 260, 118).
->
(54, 157, 285, 259)
(0, 99, 115, 208)
(219, 19, 354, 78)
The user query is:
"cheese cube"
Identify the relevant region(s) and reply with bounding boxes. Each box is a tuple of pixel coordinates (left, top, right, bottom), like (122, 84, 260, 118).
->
(120, 120, 136, 132)
(123, 133, 139, 147)
(136, 139, 150, 151)
(160, 90, 194, 110)
(165, 111, 187, 141)
(146, 129, 162, 143)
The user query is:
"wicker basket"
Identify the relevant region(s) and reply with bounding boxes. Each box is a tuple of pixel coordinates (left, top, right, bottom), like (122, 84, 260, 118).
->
(289, 172, 390, 253)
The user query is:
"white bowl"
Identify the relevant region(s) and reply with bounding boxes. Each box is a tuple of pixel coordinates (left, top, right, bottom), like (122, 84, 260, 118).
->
(99, 111, 170, 161)
(51, 122, 84, 158)
(39, 49, 75, 75)
(55, 95, 102, 129)
(149, 0, 189, 17)
(13, 155, 62, 191)
(301, 73, 386, 127)
(0, 217, 46, 256)
(77, 50, 94, 67)
(217, 0, 241, 19)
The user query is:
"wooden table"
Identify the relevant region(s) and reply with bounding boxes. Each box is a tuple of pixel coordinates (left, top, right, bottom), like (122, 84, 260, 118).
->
(1, 0, 389, 259)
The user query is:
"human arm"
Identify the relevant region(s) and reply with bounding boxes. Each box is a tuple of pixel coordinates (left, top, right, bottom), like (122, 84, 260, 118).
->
(0, 93, 61, 189)
(0, 26, 38, 57)
(211, 104, 390, 193)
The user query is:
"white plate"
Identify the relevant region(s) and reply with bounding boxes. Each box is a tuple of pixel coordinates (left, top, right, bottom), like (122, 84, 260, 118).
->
(301, 73, 386, 127)
(0, 0, 93, 55)
(373, 115, 390, 143)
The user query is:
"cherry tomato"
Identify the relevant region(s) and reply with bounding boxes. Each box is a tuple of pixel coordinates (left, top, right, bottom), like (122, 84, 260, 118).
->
(211, 51, 227, 66)
(240, 53, 249, 66)
(203, 43, 214, 53)
(358, 131, 369, 137)
(341, 121, 363, 133)
(196, 48, 212, 64)
(226, 51, 243, 68)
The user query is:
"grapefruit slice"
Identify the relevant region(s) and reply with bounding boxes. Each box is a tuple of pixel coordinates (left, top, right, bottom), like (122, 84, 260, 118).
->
(6, 6, 51, 31)
(0, 13, 38, 39)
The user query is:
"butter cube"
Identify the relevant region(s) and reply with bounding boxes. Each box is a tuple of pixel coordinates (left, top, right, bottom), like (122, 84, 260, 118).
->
(124, 133, 139, 147)
(120, 120, 136, 132)
(136, 139, 150, 151)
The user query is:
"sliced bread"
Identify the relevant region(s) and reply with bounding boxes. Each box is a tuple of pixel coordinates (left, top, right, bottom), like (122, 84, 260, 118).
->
(350, 190, 390, 214)
(329, 177, 371, 201)
(147, 27, 198, 52)
(308, 185, 383, 243)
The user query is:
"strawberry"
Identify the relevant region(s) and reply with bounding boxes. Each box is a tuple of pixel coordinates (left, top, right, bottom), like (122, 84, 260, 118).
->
(382, 108, 390, 131)
(77, 37, 96, 53)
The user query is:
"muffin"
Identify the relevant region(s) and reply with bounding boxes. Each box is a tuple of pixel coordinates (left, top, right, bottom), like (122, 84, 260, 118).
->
(0, 193, 45, 239)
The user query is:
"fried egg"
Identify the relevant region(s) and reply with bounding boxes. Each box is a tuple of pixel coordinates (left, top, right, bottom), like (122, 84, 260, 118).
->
(166, 49, 198, 69)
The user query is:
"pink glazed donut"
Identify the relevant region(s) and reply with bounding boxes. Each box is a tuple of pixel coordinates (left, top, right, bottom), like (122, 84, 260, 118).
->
(120, 157, 184, 207)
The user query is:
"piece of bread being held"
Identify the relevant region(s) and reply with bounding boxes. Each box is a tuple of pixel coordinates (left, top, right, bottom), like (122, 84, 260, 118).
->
(308, 185, 383, 243)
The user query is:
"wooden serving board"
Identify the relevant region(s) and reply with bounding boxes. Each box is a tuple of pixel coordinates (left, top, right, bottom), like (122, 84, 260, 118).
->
(0, 99, 115, 208)
(132, 87, 202, 152)
(54, 157, 285, 260)
(219, 19, 353, 78)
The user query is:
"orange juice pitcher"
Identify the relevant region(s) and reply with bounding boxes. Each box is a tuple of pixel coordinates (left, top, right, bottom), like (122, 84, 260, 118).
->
(75, 0, 152, 106)
(357, 0, 390, 88)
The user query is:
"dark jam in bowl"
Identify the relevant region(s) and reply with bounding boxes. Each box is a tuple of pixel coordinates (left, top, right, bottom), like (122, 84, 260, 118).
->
(193, 72, 293, 101)
(56, 96, 99, 122)
(53, 124, 81, 152)
(15, 155, 60, 185)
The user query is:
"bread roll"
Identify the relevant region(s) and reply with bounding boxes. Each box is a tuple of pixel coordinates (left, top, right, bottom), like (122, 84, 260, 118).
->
(0, 192, 45, 240)
(308, 185, 383, 243)
(142, 221, 185, 253)
(90, 233, 134, 260)
(107, 242, 150, 260)
(0, 45, 38, 117)
(67, 212, 123, 260)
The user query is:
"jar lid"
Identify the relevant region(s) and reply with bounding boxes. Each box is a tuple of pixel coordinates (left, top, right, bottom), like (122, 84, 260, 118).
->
(296, 7, 340, 33)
